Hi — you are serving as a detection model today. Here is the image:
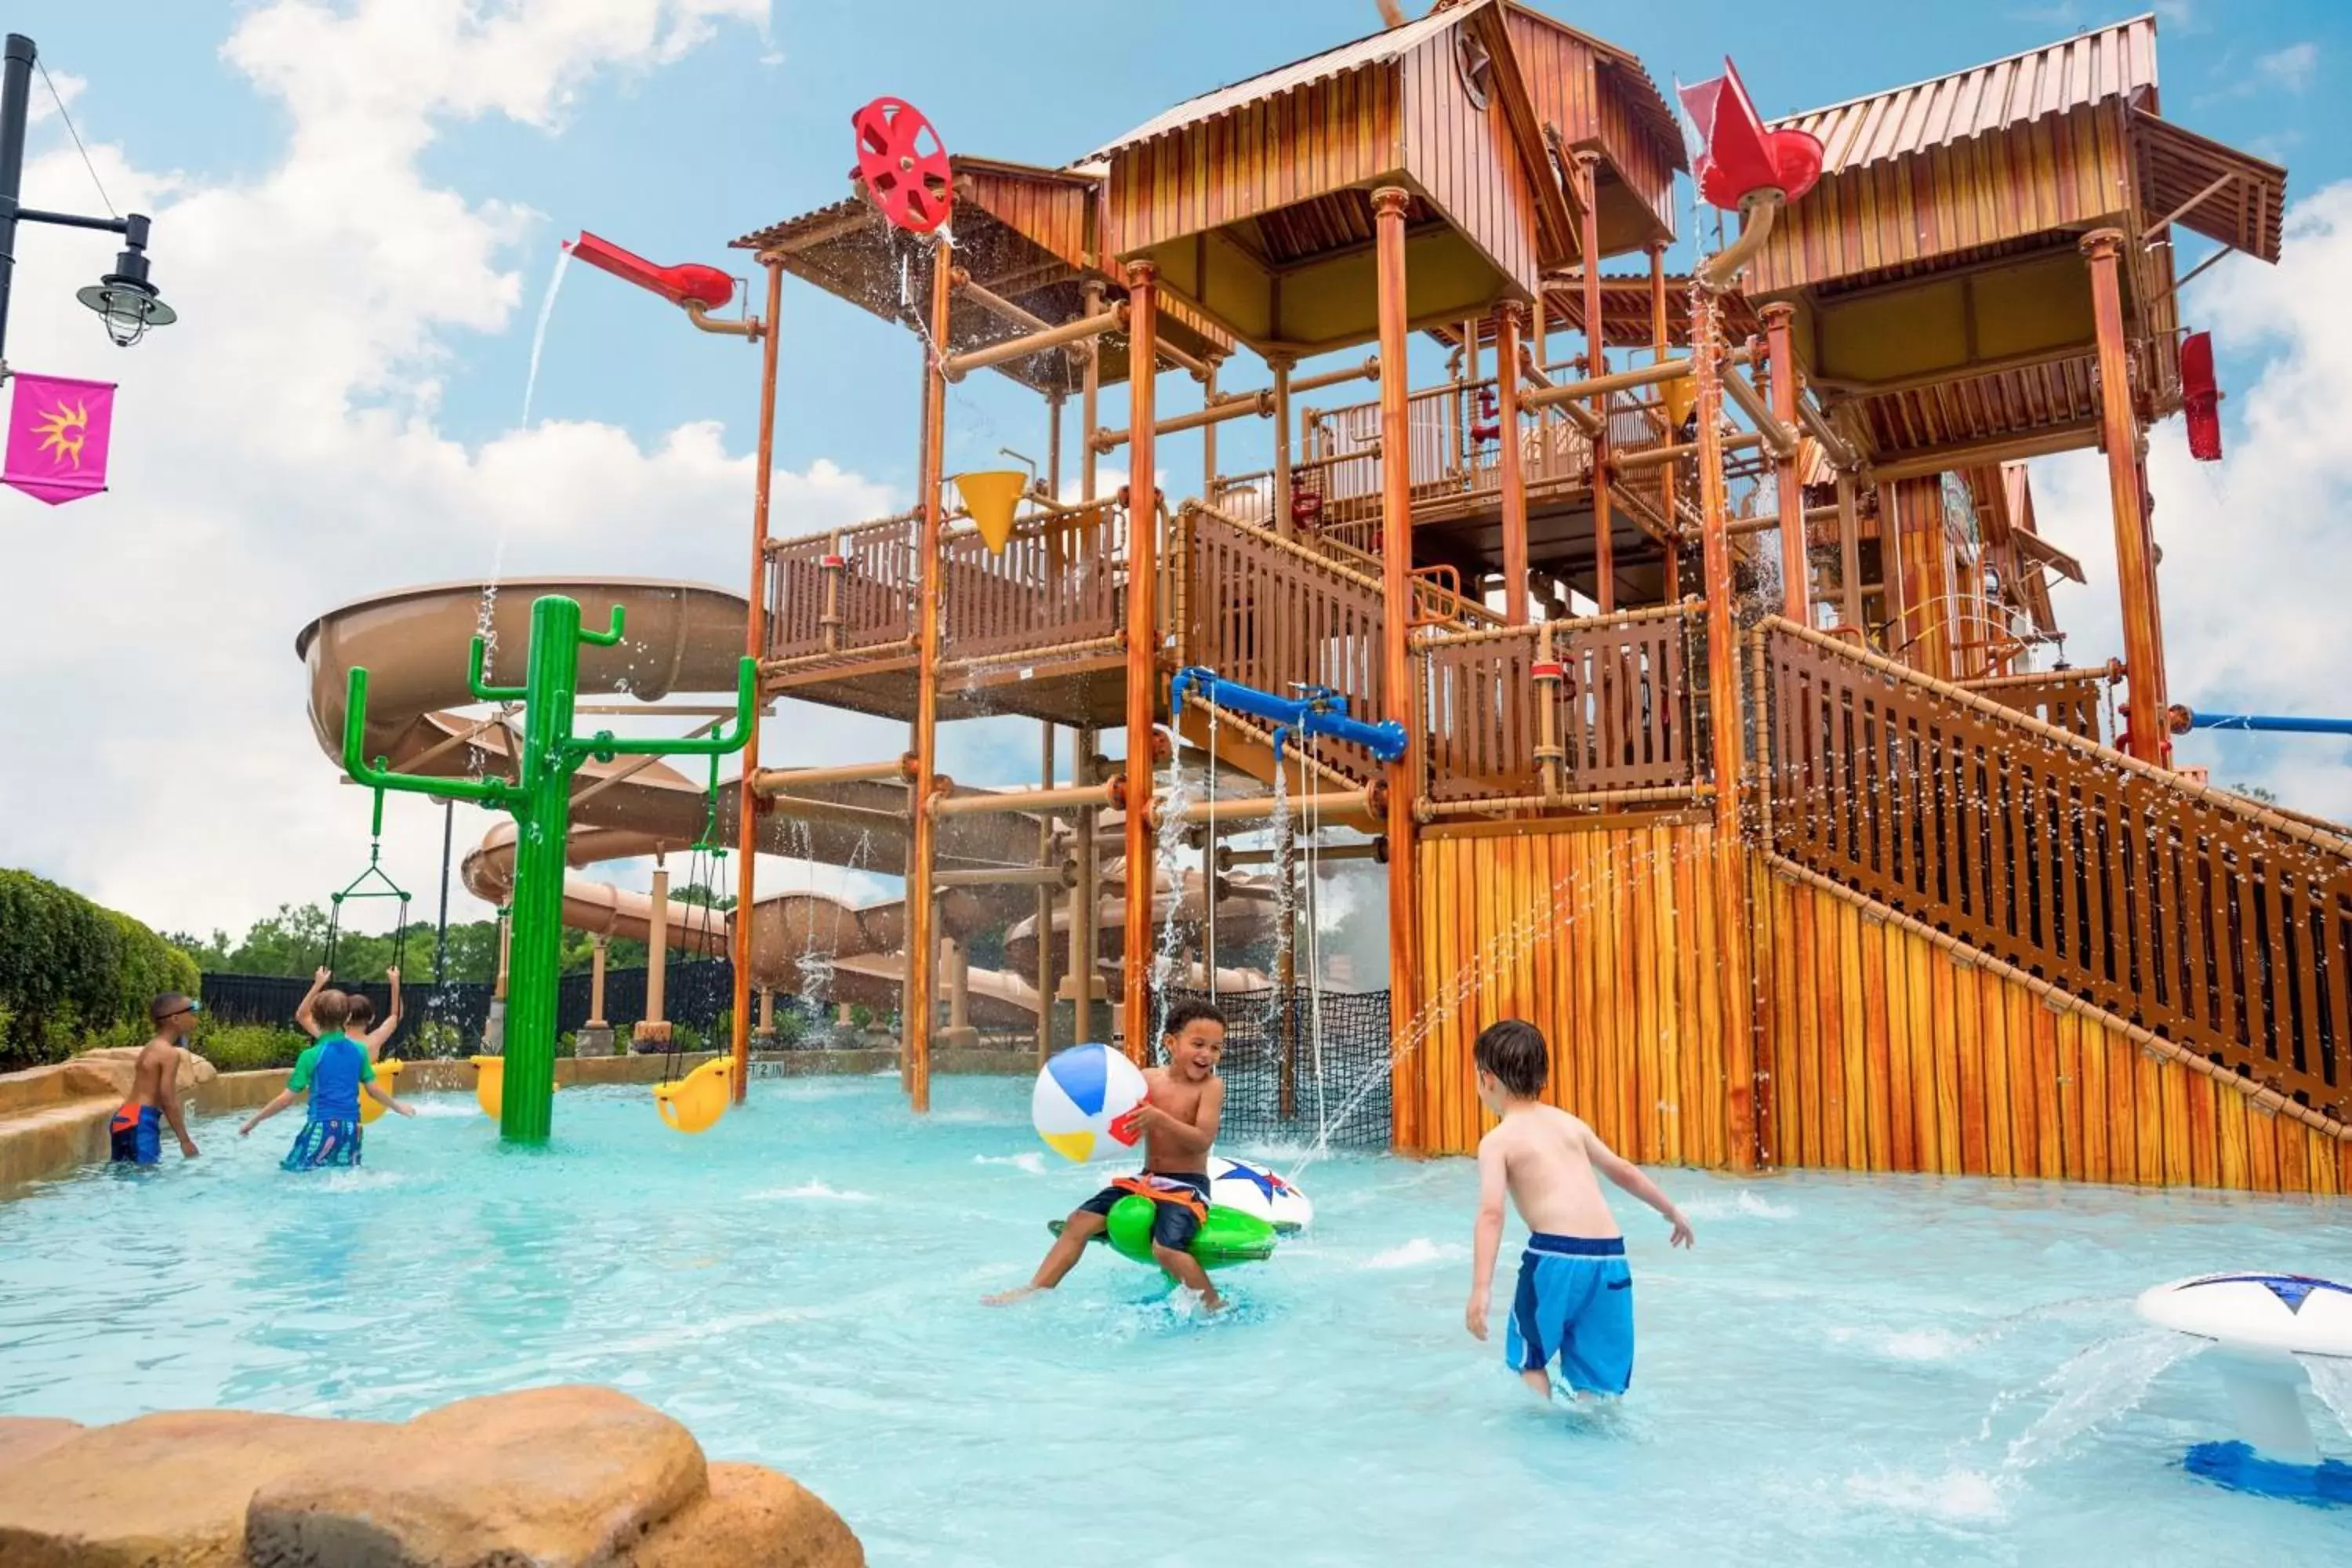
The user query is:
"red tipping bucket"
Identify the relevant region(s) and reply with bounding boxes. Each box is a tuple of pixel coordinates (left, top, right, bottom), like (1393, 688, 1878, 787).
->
(567, 232, 735, 311)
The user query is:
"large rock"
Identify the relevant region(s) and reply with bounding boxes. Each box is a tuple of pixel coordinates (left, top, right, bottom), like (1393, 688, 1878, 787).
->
(67, 1046, 218, 1100)
(626, 1464, 863, 1568)
(0, 1409, 376, 1568)
(0, 1388, 861, 1568)
(245, 1386, 704, 1566)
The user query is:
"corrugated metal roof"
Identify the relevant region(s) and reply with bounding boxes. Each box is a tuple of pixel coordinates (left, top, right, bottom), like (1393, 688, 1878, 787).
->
(1771, 13, 2158, 176)
(1085, 2, 1472, 161)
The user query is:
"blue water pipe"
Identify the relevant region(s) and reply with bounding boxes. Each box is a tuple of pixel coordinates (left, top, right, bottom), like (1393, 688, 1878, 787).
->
(2173, 707, 2352, 737)
(1170, 666, 1407, 764)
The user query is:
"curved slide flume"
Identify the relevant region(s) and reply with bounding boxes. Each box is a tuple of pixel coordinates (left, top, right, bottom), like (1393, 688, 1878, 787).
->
(297, 577, 1276, 1028)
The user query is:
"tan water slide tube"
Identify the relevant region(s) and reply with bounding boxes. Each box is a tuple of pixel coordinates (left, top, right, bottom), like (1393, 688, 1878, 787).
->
(296, 578, 1275, 1029)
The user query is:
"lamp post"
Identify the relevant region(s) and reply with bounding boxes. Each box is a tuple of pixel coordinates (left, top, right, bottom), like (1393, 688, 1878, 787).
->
(0, 33, 176, 373)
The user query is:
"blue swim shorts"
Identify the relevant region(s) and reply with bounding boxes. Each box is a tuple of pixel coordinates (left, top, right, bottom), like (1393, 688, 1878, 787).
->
(1505, 1233, 1634, 1396)
(281, 1117, 364, 1171)
(110, 1103, 160, 1164)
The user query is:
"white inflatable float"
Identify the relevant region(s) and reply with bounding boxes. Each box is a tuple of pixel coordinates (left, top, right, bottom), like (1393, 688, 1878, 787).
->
(2136, 1272, 2352, 1484)
(1208, 1156, 1314, 1231)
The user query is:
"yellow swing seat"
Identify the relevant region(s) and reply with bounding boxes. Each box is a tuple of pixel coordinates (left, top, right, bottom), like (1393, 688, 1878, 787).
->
(470, 1055, 504, 1120)
(358, 1058, 405, 1124)
(654, 1057, 735, 1134)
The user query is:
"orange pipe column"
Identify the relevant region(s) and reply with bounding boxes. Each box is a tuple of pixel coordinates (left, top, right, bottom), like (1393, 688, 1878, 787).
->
(1693, 283, 1759, 1171)
(1374, 187, 1423, 1149)
(1496, 302, 1530, 624)
(1577, 153, 1613, 612)
(1120, 260, 1161, 1063)
(903, 236, 953, 1110)
(2082, 229, 2170, 764)
(1650, 245, 1679, 601)
(730, 254, 785, 1103)
(1760, 302, 1809, 625)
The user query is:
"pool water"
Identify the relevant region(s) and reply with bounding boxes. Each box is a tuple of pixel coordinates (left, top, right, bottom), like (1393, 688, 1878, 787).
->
(2, 1076, 2348, 1566)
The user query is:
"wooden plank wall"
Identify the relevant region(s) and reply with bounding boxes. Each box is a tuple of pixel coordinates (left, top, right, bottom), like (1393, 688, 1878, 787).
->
(964, 169, 1092, 271)
(1748, 103, 2134, 295)
(1103, 71, 1404, 260)
(1500, 16, 1675, 234)
(1402, 34, 1541, 297)
(1403, 818, 1730, 1162)
(1759, 866, 2352, 1195)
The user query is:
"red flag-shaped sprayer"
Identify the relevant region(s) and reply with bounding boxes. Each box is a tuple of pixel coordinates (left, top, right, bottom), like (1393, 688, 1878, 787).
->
(1678, 59, 1824, 210)
(2180, 330, 2222, 462)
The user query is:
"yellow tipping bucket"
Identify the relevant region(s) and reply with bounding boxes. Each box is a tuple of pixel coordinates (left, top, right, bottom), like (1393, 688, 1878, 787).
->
(1657, 356, 1696, 431)
(953, 470, 1029, 555)
(471, 1055, 504, 1121)
(359, 1058, 405, 1124)
(654, 1056, 735, 1135)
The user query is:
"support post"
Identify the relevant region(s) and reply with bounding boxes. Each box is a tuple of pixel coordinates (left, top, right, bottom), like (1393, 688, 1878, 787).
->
(587, 935, 608, 1027)
(641, 860, 671, 1042)
(1693, 285, 1759, 1171)
(1836, 470, 1863, 633)
(731, 252, 784, 1103)
(2082, 228, 2169, 764)
(1271, 354, 1296, 539)
(1760, 302, 1809, 624)
(1201, 356, 1221, 506)
(1496, 302, 1530, 624)
(1577, 153, 1614, 613)
(1036, 722, 1057, 1062)
(1875, 482, 1906, 661)
(1071, 728, 1099, 1041)
(1373, 185, 1422, 1147)
(1120, 260, 1162, 1062)
(904, 234, 953, 1109)
(1650, 245, 1680, 601)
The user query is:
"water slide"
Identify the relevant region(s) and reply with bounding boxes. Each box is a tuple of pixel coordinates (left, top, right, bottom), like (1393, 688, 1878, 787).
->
(296, 577, 1276, 1025)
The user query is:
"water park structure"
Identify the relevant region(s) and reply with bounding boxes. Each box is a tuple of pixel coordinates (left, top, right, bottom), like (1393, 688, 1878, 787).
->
(292, 0, 2350, 1196)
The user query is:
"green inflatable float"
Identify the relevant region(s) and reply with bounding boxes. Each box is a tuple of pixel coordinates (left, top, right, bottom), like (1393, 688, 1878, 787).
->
(1050, 1195, 1282, 1272)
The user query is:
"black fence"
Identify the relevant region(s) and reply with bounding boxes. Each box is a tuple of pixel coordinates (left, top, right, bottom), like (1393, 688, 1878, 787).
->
(198, 959, 771, 1058)
(1159, 986, 1392, 1150)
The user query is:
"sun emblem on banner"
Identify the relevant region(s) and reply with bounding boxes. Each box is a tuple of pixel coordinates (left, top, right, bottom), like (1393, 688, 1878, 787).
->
(31, 400, 89, 469)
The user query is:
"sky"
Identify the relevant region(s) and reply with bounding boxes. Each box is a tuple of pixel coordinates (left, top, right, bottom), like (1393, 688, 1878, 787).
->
(1, 0, 2347, 945)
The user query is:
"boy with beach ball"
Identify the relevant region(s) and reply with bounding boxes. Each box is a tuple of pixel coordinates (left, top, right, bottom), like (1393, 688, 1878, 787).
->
(985, 999, 1229, 1311)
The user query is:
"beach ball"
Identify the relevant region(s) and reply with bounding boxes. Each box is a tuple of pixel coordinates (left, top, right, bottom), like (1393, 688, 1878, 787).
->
(1031, 1042, 1149, 1163)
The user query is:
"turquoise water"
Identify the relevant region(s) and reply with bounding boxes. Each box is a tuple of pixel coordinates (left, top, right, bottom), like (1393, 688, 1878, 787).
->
(2, 1076, 2349, 1566)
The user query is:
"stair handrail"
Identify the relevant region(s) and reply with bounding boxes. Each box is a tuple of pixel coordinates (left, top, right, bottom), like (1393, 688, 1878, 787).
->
(1763, 615, 2352, 858)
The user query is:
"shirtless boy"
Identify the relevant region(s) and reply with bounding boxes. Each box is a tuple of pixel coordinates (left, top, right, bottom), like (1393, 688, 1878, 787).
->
(110, 993, 203, 1165)
(985, 999, 1229, 1310)
(1463, 1018, 1693, 1399)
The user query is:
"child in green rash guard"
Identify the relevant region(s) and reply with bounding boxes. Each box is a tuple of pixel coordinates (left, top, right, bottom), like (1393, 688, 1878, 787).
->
(239, 990, 413, 1168)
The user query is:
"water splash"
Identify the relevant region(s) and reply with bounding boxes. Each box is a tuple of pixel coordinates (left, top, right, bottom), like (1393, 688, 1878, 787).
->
(520, 245, 572, 430)
(2307, 1356, 2352, 1437)
(1996, 1329, 2194, 1471)
(1149, 753, 1196, 1054)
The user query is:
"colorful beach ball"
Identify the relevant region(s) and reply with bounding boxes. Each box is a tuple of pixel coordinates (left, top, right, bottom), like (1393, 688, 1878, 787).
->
(1031, 1042, 1149, 1163)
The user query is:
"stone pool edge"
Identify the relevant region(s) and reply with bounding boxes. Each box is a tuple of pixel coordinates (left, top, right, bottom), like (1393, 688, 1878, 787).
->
(0, 1046, 1034, 1193)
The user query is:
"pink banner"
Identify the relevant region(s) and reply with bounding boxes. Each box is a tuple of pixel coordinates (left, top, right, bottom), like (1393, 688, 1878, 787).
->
(3, 372, 116, 506)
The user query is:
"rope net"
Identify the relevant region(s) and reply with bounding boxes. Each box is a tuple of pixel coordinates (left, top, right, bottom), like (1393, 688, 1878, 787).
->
(1159, 985, 1393, 1150)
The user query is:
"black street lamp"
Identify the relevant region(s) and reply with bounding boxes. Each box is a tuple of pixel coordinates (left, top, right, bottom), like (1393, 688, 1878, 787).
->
(0, 33, 176, 372)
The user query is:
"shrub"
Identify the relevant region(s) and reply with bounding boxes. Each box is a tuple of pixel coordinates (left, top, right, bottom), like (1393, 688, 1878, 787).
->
(0, 869, 201, 1069)
(191, 1022, 312, 1073)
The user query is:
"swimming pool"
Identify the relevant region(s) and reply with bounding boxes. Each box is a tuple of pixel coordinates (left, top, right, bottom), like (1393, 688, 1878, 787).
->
(2, 1076, 2347, 1564)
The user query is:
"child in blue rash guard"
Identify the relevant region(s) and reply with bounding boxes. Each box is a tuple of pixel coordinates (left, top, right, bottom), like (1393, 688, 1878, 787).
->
(1463, 1018, 1694, 1400)
(238, 990, 413, 1167)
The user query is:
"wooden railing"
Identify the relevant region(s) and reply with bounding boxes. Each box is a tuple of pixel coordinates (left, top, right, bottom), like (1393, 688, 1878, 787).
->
(1956, 664, 2115, 746)
(1762, 618, 2351, 1126)
(1421, 604, 1704, 804)
(1185, 507, 1385, 761)
(938, 504, 1126, 663)
(767, 514, 914, 662)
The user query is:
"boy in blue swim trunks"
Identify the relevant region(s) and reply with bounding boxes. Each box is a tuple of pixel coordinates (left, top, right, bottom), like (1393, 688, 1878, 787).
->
(110, 993, 204, 1165)
(1464, 1019, 1693, 1399)
(237, 990, 414, 1167)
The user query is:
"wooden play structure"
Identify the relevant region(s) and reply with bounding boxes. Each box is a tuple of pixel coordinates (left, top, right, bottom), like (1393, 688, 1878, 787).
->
(693, 5, 2336, 1190)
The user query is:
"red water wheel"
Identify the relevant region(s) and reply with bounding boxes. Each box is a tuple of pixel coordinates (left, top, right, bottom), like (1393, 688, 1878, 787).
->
(852, 97, 953, 235)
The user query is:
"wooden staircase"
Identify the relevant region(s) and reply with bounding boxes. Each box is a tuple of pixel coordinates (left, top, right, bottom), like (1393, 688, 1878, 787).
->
(1760, 616, 2352, 1138)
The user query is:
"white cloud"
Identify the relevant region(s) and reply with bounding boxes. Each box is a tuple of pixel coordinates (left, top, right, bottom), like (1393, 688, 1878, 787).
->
(2029, 182, 2352, 818)
(2256, 42, 2318, 93)
(0, 1, 934, 941)
(26, 68, 85, 127)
